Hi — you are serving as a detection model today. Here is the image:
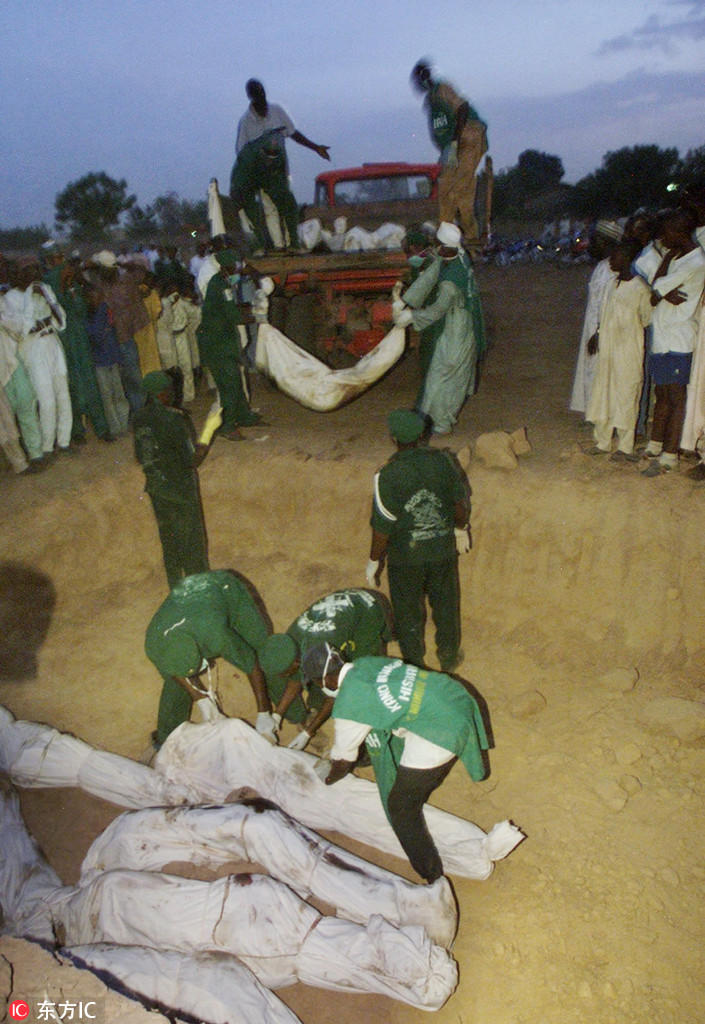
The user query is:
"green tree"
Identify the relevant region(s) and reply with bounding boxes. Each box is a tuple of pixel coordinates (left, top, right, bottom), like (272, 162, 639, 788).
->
(573, 145, 681, 218)
(0, 223, 51, 252)
(515, 150, 564, 195)
(151, 192, 208, 238)
(492, 149, 567, 218)
(679, 145, 705, 189)
(124, 203, 159, 242)
(55, 172, 136, 240)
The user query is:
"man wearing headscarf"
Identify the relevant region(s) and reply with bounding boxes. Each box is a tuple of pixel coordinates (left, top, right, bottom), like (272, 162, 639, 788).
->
(411, 59, 488, 242)
(367, 409, 472, 674)
(394, 222, 484, 435)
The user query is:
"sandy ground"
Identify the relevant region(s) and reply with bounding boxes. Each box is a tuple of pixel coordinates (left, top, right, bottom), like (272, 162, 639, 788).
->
(2, 263, 704, 1024)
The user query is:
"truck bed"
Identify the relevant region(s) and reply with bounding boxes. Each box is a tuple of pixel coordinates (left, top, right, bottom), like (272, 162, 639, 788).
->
(247, 249, 408, 298)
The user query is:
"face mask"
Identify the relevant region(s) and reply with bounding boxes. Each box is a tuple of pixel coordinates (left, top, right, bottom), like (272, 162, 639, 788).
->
(320, 645, 340, 698)
(408, 254, 424, 268)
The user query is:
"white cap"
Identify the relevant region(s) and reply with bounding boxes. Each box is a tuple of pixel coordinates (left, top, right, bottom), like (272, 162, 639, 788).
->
(436, 222, 462, 248)
(91, 249, 118, 268)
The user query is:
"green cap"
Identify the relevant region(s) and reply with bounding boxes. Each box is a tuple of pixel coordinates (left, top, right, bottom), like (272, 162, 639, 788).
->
(215, 249, 238, 268)
(141, 370, 172, 395)
(388, 409, 426, 444)
(259, 633, 298, 677)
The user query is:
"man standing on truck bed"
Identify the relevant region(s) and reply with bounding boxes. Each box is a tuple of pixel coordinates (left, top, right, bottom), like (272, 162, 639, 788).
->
(411, 59, 487, 243)
(233, 79, 330, 250)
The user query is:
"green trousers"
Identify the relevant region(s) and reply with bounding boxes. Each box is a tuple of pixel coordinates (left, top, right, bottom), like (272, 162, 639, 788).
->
(62, 328, 110, 440)
(5, 363, 43, 460)
(149, 488, 209, 589)
(230, 137, 299, 249)
(202, 350, 259, 430)
(388, 557, 461, 671)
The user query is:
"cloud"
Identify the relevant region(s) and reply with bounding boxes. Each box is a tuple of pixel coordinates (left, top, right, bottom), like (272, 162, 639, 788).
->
(597, 4, 705, 55)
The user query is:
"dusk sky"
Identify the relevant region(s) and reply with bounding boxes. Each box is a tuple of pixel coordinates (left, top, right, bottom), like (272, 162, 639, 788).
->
(1, 0, 704, 231)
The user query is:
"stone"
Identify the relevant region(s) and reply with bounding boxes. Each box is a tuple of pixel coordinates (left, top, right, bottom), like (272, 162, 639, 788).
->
(456, 444, 472, 472)
(619, 774, 642, 795)
(474, 431, 518, 470)
(599, 667, 639, 693)
(593, 778, 629, 811)
(509, 426, 531, 456)
(615, 742, 641, 766)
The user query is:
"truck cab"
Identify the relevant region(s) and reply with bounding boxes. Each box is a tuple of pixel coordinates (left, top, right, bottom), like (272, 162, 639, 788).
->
(303, 162, 441, 232)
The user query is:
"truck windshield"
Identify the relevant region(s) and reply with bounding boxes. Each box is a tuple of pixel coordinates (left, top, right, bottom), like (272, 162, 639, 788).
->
(332, 174, 432, 205)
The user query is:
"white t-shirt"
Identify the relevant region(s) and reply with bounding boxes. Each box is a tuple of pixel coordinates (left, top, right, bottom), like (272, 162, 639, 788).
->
(236, 102, 295, 154)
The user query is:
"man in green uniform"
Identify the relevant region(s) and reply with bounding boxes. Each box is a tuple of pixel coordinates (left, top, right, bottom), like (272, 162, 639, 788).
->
(367, 409, 471, 673)
(258, 588, 394, 749)
(145, 569, 274, 746)
(196, 250, 261, 440)
(133, 370, 213, 588)
(305, 645, 488, 883)
(411, 59, 488, 242)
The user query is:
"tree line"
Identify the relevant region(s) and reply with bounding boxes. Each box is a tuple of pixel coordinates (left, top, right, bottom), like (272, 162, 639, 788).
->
(493, 143, 705, 222)
(0, 172, 208, 250)
(1, 142, 703, 249)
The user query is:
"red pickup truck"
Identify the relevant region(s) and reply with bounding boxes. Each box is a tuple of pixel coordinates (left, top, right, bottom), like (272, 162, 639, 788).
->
(244, 159, 491, 363)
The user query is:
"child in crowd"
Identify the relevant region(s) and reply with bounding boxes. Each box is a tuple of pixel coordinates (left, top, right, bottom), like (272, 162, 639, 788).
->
(569, 221, 622, 416)
(156, 284, 195, 404)
(586, 240, 652, 460)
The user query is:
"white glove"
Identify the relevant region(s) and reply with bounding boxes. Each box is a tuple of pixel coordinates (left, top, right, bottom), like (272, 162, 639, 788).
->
(256, 711, 279, 745)
(394, 306, 413, 328)
(446, 140, 459, 169)
(199, 405, 223, 445)
(454, 526, 471, 554)
(366, 559, 379, 586)
(288, 730, 311, 751)
(314, 758, 331, 782)
(391, 280, 403, 302)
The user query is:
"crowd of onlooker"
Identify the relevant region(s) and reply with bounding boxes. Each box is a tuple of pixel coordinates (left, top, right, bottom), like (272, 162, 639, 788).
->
(570, 184, 705, 479)
(0, 239, 224, 477)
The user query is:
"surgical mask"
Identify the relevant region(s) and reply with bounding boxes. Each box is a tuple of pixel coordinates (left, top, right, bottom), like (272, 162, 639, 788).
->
(320, 646, 341, 697)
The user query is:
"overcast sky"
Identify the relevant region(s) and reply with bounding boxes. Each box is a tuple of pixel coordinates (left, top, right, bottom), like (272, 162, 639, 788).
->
(1, 0, 704, 230)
